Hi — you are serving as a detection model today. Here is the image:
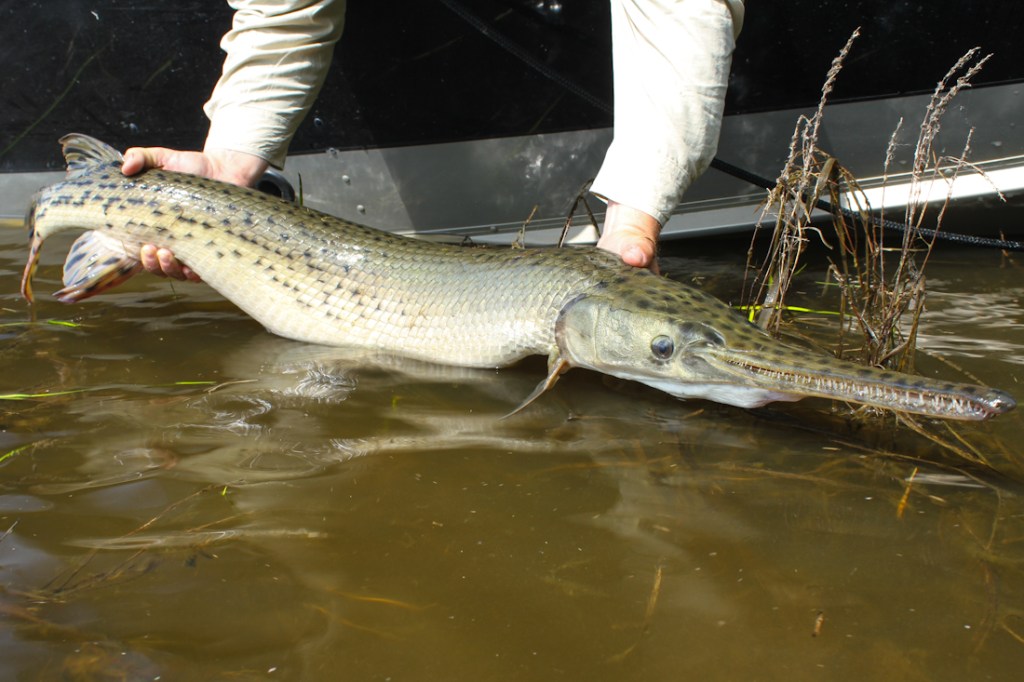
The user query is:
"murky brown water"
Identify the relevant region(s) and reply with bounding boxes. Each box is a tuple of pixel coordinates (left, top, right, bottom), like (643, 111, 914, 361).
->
(2, 223, 1023, 680)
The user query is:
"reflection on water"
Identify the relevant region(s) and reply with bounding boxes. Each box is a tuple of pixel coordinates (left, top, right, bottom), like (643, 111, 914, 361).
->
(1, 227, 1023, 680)
(917, 289, 1024, 364)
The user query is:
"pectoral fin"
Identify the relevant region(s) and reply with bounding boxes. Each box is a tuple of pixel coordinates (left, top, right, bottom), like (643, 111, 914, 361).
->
(503, 354, 572, 419)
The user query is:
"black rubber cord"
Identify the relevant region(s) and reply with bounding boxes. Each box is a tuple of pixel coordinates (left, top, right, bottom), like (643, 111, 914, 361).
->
(710, 158, 1024, 251)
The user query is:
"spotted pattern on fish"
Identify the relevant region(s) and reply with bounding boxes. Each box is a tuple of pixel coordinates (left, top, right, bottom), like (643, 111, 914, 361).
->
(19, 134, 1016, 421)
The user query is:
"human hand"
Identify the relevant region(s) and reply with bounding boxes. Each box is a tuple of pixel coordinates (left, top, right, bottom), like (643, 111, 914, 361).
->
(121, 146, 269, 187)
(596, 201, 662, 274)
(121, 147, 269, 280)
(137, 244, 201, 283)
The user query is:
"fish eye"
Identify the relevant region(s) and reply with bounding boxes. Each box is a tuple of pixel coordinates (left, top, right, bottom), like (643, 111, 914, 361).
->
(650, 335, 675, 360)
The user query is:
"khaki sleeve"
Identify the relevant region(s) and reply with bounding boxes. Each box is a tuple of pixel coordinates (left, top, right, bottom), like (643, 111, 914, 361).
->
(203, 0, 347, 168)
(590, 0, 743, 225)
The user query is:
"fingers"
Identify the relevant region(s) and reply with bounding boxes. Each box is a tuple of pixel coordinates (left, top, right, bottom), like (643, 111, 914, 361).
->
(603, 233, 660, 275)
(121, 146, 214, 180)
(121, 149, 143, 176)
(597, 201, 662, 273)
(121, 147, 169, 176)
(123, 146, 212, 284)
(120, 146, 269, 188)
(597, 229, 656, 268)
(140, 245, 201, 282)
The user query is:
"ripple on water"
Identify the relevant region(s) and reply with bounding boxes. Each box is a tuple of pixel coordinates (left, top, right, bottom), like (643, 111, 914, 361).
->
(915, 289, 1024, 365)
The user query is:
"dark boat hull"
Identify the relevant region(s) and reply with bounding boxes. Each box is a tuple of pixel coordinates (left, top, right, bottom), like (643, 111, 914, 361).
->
(3, 1, 1022, 241)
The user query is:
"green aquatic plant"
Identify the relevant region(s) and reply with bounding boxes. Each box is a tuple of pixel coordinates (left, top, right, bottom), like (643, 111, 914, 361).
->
(0, 381, 217, 402)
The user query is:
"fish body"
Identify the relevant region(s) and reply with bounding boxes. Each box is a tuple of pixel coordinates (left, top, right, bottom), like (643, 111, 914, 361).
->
(20, 135, 1016, 420)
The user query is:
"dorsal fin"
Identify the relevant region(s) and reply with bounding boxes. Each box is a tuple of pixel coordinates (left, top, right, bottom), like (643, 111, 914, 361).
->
(58, 134, 124, 178)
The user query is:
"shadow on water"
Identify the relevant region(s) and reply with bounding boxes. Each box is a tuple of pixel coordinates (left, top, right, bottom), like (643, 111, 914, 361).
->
(2, 226, 1024, 679)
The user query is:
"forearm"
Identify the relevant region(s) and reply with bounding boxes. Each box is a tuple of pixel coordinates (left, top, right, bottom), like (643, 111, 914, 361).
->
(203, 0, 347, 168)
(591, 0, 744, 225)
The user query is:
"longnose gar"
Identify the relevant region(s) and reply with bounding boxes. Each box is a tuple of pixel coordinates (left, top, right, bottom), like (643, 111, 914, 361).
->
(20, 134, 1015, 420)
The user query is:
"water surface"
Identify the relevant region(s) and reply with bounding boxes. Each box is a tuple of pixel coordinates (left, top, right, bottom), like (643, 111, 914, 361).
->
(1, 224, 1022, 680)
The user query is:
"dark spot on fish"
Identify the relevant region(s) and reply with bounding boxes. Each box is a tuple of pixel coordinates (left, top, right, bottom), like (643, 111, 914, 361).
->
(678, 321, 698, 336)
(65, 250, 87, 268)
(703, 329, 725, 346)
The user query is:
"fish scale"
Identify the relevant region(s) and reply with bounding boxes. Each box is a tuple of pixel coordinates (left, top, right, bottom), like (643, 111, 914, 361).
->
(19, 134, 1016, 421)
(26, 149, 604, 367)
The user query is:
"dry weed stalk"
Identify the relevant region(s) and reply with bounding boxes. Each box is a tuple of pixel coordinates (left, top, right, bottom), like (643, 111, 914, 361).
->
(747, 29, 861, 336)
(744, 36, 1010, 469)
(836, 47, 993, 373)
(748, 33, 992, 380)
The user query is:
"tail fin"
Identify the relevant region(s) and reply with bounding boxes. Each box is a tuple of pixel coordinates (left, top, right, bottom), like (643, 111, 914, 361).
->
(22, 135, 129, 304)
(59, 134, 123, 178)
(20, 201, 42, 303)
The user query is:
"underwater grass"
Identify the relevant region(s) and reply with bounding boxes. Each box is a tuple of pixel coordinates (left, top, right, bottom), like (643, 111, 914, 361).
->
(0, 381, 218, 401)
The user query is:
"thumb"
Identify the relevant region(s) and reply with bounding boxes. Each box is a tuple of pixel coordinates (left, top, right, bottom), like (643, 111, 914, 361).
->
(121, 147, 170, 176)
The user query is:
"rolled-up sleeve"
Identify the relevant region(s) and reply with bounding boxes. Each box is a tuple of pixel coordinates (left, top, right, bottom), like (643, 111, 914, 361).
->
(591, 0, 743, 225)
(204, 0, 347, 168)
